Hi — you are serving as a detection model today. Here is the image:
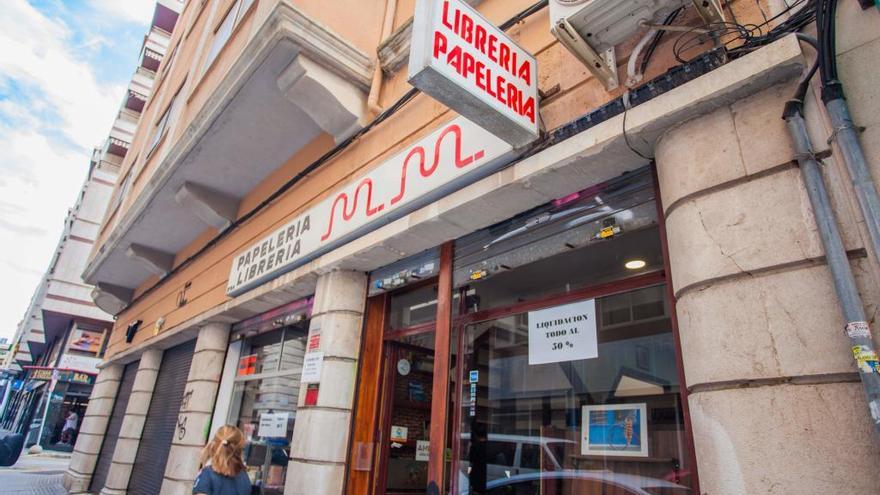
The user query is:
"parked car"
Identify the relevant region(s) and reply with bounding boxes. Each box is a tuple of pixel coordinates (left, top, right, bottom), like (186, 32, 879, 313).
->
(461, 470, 691, 495)
(457, 433, 576, 492)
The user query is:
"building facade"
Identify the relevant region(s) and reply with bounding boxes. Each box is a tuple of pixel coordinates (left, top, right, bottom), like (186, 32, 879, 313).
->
(0, 0, 183, 453)
(64, 1, 880, 494)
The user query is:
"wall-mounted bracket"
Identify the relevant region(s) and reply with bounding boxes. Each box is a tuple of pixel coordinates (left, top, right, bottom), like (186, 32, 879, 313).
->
(553, 18, 619, 91)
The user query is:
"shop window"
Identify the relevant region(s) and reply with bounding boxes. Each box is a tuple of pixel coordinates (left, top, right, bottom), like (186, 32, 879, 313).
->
(450, 167, 694, 494)
(455, 287, 691, 494)
(227, 321, 308, 494)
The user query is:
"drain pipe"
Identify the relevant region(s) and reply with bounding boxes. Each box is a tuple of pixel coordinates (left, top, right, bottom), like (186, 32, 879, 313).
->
(367, 0, 398, 116)
(819, 0, 880, 267)
(784, 34, 880, 434)
(823, 95, 880, 264)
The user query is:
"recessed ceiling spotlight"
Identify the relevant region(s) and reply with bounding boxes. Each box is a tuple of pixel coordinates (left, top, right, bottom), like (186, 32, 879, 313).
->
(625, 260, 646, 270)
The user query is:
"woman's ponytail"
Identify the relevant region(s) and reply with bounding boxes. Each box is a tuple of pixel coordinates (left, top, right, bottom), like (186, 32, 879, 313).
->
(200, 425, 246, 477)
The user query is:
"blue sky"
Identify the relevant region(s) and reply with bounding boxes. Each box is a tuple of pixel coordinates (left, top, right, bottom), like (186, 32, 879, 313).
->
(0, 0, 157, 341)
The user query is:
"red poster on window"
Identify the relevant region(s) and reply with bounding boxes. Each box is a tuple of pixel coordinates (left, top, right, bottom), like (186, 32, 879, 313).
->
(307, 332, 321, 352)
(304, 384, 319, 406)
(237, 354, 257, 376)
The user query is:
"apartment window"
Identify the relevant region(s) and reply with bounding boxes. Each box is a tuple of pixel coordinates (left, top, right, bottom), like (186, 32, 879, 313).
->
(109, 169, 132, 216)
(147, 86, 183, 157)
(203, 0, 255, 71)
(162, 43, 179, 77)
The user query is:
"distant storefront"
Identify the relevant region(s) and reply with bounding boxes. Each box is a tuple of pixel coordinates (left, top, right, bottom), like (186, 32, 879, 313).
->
(10, 324, 106, 452)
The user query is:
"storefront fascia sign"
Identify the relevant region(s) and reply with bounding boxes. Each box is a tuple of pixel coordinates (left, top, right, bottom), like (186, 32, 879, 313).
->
(26, 367, 95, 385)
(409, 0, 540, 148)
(227, 116, 514, 296)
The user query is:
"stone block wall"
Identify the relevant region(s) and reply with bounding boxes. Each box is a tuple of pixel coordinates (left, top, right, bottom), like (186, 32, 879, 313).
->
(656, 76, 880, 494)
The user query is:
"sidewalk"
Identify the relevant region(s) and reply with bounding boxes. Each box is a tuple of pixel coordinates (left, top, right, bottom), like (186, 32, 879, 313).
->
(0, 453, 70, 494)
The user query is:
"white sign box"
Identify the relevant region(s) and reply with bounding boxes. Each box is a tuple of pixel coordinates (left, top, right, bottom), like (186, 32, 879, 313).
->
(528, 299, 598, 365)
(409, 0, 540, 147)
(258, 412, 289, 438)
(301, 351, 324, 384)
(58, 354, 102, 374)
(226, 117, 512, 295)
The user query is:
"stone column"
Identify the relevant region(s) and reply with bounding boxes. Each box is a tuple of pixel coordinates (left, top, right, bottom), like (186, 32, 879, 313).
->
(655, 80, 880, 494)
(285, 270, 367, 495)
(160, 323, 230, 495)
(100, 349, 163, 495)
(64, 364, 124, 493)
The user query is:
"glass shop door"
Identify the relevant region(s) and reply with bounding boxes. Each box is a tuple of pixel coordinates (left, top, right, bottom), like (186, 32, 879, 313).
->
(376, 283, 441, 495)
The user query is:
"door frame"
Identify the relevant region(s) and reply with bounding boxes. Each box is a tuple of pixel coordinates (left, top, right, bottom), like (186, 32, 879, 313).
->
(345, 268, 448, 495)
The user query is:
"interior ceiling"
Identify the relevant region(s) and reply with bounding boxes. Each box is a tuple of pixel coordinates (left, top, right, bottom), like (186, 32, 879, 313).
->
(99, 44, 323, 289)
(468, 226, 663, 304)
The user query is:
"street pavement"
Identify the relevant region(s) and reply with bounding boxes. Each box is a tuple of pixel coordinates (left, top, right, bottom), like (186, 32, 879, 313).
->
(0, 454, 70, 494)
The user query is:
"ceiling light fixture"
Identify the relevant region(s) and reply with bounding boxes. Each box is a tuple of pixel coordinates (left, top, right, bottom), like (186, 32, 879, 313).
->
(625, 259, 646, 270)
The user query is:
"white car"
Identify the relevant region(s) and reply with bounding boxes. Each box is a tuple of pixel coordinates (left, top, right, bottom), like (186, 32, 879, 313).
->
(461, 470, 691, 495)
(457, 433, 575, 491)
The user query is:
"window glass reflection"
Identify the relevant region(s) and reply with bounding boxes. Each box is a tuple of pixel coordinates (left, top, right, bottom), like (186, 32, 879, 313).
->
(389, 284, 439, 330)
(228, 323, 308, 495)
(456, 286, 693, 495)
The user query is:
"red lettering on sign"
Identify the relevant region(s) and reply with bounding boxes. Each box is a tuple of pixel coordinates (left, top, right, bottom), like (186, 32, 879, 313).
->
(430, 1, 536, 124)
(390, 124, 486, 206)
(433, 31, 447, 59)
(324, 124, 487, 241)
(320, 178, 385, 241)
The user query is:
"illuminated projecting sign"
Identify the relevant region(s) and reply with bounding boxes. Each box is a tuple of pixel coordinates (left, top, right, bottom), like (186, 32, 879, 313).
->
(226, 117, 513, 296)
(409, 0, 540, 148)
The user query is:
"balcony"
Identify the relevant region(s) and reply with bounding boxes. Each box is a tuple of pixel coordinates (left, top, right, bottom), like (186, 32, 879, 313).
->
(154, 0, 183, 34)
(14, 341, 32, 365)
(124, 67, 156, 113)
(139, 26, 171, 72)
(86, 1, 373, 313)
(104, 109, 138, 158)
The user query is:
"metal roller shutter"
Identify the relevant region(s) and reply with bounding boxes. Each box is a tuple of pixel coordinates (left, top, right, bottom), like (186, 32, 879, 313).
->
(90, 360, 139, 493)
(127, 339, 196, 495)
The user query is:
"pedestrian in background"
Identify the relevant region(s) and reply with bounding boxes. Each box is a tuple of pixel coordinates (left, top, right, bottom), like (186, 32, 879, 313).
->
(61, 410, 78, 444)
(193, 425, 252, 495)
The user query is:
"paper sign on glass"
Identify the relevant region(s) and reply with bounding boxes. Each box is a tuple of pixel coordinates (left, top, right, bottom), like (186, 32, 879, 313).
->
(258, 412, 289, 438)
(301, 351, 324, 384)
(528, 299, 598, 365)
(416, 440, 430, 461)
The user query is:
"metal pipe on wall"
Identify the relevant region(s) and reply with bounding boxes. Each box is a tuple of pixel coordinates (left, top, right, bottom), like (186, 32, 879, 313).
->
(823, 97, 880, 265)
(817, 0, 880, 267)
(783, 51, 880, 433)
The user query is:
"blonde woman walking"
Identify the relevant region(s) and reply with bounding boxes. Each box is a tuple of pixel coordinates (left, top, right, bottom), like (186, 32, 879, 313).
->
(193, 425, 253, 495)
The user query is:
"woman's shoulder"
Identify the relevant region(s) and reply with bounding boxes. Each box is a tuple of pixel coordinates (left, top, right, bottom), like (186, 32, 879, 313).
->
(235, 471, 252, 494)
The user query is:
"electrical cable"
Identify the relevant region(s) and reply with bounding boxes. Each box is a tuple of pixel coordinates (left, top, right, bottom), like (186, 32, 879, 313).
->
(639, 7, 685, 75)
(670, 0, 815, 63)
(783, 33, 820, 120)
(621, 93, 652, 161)
(500, 0, 549, 31)
(113, 0, 551, 313)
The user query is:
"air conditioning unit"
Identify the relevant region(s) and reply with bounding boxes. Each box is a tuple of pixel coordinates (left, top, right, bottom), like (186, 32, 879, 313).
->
(550, 0, 724, 90)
